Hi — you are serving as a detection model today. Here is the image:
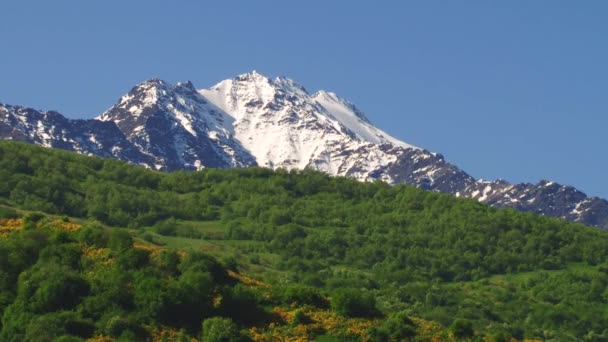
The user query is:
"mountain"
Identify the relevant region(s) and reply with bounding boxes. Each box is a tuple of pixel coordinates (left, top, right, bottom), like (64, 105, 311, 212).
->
(0, 103, 152, 165)
(98, 79, 255, 170)
(3, 140, 608, 340)
(1, 71, 607, 229)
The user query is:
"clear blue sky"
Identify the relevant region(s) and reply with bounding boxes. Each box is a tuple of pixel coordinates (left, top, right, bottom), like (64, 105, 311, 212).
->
(1, 1, 607, 198)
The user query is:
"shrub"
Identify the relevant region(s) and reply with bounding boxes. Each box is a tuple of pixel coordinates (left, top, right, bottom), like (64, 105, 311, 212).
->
(450, 319, 474, 338)
(0, 207, 19, 219)
(201, 317, 241, 342)
(104, 315, 147, 340)
(23, 212, 45, 230)
(22, 312, 94, 342)
(142, 233, 155, 243)
(486, 331, 512, 342)
(108, 230, 133, 252)
(221, 256, 238, 271)
(79, 222, 109, 247)
(220, 284, 262, 324)
(367, 311, 416, 340)
(331, 288, 378, 318)
(24, 212, 45, 223)
(291, 310, 311, 326)
(279, 284, 327, 308)
(153, 218, 178, 236)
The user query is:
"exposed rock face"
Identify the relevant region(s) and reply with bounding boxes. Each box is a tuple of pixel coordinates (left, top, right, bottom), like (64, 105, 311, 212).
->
(97, 79, 256, 170)
(0, 103, 153, 165)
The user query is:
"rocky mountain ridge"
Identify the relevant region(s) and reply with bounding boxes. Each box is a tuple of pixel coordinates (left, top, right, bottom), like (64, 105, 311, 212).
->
(1, 71, 607, 228)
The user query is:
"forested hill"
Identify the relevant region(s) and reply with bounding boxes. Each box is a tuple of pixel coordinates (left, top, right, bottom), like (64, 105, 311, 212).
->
(1, 140, 608, 341)
(4, 74, 608, 229)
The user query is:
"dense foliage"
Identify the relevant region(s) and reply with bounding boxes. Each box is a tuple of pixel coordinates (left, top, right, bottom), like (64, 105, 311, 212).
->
(1, 141, 608, 340)
(0, 218, 252, 341)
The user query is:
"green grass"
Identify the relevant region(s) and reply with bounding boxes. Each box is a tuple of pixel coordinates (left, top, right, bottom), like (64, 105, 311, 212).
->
(174, 220, 228, 239)
(133, 220, 284, 280)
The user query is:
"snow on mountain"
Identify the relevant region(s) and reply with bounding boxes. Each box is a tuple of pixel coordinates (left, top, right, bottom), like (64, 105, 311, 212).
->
(198, 71, 418, 181)
(98, 79, 255, 170)
(1, 71, 608, 229)
(0, 103, 153, 164)
(312, 90, 415, 149)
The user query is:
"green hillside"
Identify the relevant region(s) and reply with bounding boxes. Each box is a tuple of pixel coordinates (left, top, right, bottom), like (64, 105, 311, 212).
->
(0, 141, 607, 341)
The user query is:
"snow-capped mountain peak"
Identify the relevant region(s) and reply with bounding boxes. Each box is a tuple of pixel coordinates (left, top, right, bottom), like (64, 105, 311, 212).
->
(202, 71, 311, 119)
(97, 79, 255, 170)
(313, 90, 370, 122)
(312, 90, 417, 150)
(200, 71, 418, 150)
(198, 71, 419, 173)
(2, 72, 608, 229)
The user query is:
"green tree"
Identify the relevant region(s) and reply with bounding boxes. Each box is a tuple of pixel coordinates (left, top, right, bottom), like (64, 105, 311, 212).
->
(331, 288, 378, 318)
(201, 317, 241, 342)
(449, 319, 474, 338)
(108, 230, 133, 252)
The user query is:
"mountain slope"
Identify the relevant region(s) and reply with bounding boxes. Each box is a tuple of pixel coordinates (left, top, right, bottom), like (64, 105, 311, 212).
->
(199, 72, 608, 229)
(0, 103, 153, 165)
(1, 140, 607, 341)
(1, 72, 607, 229)
(313, 89, 413, 148)
(199, 71, 421, 181)
(97, 79, 256, 170)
